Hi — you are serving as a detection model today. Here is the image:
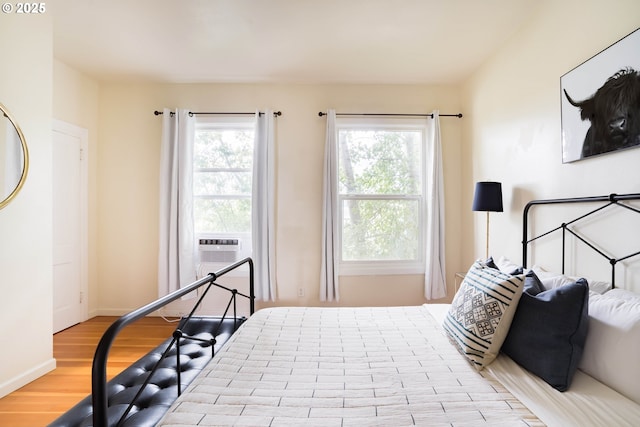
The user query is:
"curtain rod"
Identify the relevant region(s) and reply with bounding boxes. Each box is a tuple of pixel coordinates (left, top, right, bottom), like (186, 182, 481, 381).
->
(318, 112, 462, 118)
(154, 110, 282, 117)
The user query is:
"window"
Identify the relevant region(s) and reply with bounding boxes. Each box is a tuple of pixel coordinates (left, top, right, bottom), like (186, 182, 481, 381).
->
(193, 116, 255, 247)
(337, 118, 426, 275)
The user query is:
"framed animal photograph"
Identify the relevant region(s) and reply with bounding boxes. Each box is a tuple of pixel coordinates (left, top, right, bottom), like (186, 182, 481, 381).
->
(561, 28, 640, 163)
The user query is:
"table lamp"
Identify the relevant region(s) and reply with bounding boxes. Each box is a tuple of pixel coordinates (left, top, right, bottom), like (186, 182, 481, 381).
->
(472, 181, 503, 259)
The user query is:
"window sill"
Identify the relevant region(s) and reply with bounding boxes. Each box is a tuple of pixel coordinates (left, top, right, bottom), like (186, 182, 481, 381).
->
(197, 262, 250, 278)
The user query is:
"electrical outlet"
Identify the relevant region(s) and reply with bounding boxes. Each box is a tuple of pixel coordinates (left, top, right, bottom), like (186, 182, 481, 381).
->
(297, 287, 305, 297)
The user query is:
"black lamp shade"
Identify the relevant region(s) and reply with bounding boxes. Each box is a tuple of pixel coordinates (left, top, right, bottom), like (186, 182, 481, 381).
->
(472, 182, 503, 212)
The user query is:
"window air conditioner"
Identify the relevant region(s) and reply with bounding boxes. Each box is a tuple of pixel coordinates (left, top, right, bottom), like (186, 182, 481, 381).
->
(198, 238, 240, 263)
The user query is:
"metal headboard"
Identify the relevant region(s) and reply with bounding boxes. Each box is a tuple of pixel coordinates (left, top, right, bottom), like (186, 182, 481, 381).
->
(522, 193, 640, 288)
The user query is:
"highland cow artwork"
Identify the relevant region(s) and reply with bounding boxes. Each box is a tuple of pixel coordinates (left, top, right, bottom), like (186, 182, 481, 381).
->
(561, 28, 640, 163)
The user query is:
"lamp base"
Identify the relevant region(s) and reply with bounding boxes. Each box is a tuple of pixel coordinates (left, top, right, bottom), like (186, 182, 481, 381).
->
(485, 211, 490, 260)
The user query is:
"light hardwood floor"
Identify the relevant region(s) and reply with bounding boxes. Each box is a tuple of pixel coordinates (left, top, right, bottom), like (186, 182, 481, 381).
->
(0, 316, 178, 427)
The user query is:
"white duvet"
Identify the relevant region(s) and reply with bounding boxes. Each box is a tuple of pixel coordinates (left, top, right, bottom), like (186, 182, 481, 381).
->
(158, 305, 541, 426)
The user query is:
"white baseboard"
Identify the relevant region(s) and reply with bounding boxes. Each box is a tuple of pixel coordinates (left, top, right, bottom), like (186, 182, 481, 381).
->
(0, 358, 56, 399)
(95, 309, 176, 318)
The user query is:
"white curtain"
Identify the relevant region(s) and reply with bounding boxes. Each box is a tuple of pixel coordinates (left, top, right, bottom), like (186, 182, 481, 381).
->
(320, 109, 339, 302)
(252, 110, 276, 301)
(424, 110, 447, 300)
(157, 108, 197, 297)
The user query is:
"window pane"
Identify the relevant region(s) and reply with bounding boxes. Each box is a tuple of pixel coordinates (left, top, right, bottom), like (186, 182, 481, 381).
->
(194, 129, 254, 169)
(194, 171, 252, 196)
(194, 198, 251, 234)
(193, 122, 254, 236)
(338, 129, 422, 195)
(341, 198, 419, 261)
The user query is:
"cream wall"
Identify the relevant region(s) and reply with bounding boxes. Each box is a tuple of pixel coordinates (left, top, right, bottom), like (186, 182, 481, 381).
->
(0, 15, 54, 397)
(462, 0, 640, 270)
(96, 83, 463, 314)
(52, 60, 100, 317)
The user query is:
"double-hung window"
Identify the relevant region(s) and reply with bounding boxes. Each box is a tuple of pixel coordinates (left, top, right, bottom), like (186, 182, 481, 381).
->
(193, 116, 255, 255)
(337, 118, 427, 275)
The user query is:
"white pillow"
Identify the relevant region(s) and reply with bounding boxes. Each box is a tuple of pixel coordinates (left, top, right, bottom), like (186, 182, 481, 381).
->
(587, 279, 613, 295)
(579, 292, 640, 404)
(495, 256, 523, 274)
(531, 265, 577, 290)
(531, 265, 611, 294)
(605, 288, 640, 303)
(541, 274, 575, 289)
(530, 265, 562, 283)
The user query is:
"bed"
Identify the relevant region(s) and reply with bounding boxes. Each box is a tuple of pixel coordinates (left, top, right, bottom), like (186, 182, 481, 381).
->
(92, 193, 640, 426)
(154, 305, 639, 427)
(156, 304, 544, 427)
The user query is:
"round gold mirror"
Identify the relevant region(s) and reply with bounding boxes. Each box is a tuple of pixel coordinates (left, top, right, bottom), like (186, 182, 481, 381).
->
(0, 102, 29, 209)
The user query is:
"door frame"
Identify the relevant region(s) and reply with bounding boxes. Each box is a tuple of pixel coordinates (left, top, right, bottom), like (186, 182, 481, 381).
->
(53, 119, 89, 327)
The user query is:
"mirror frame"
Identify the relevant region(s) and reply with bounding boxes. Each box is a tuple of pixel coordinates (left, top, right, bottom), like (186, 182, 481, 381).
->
(0, 102, 29, 210)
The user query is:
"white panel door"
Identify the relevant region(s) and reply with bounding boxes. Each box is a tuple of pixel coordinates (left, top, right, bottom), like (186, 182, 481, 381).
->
(52, 121, 88, 333)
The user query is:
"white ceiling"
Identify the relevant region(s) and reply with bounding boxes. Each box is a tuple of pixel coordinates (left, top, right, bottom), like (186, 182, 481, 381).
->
(53, 0, 540, 85)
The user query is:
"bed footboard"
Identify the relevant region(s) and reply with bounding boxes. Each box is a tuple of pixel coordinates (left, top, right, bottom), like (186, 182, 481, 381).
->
(85, 258, 254, 427)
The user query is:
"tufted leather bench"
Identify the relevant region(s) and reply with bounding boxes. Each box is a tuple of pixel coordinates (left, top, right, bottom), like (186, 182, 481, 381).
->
(48, 316, 245, 427)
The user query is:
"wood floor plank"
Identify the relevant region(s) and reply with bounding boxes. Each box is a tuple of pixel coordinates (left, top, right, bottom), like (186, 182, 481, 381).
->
(0, 316, 177, 426)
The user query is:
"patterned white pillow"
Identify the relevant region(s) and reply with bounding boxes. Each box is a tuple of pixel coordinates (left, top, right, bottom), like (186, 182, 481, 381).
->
(443, 260, 525, 370)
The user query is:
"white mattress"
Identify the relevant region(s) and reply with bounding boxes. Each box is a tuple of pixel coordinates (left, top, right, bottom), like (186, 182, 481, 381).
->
(488, 354, 640, 427)
(158, 305, 541, 426)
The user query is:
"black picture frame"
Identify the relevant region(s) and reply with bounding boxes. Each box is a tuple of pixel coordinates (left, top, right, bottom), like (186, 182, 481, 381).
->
(560, 28, 640, 163)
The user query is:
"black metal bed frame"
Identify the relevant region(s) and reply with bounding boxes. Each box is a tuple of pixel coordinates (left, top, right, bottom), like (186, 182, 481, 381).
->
(91, 257, 255, 427)
(522, 193, 640, 288)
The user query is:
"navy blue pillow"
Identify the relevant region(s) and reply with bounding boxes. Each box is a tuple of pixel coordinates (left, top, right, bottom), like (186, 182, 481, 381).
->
(501, 271, 589, 391)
